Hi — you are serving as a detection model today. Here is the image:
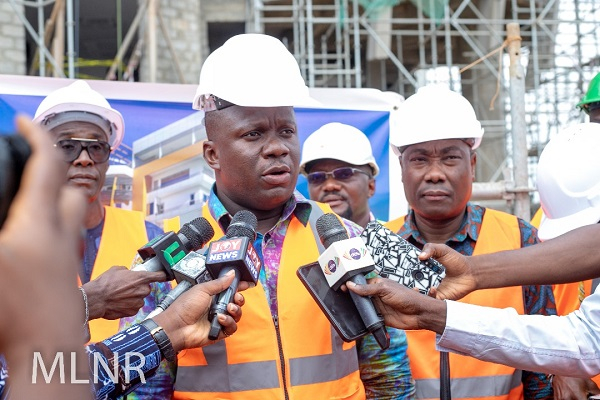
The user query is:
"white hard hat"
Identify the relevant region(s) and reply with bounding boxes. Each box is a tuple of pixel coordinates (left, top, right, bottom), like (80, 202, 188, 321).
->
(537, 123, 600, 240)
(299, 122, 379, 177)
(390, 85, 484, 155)
(193, 34, 316, 110)
(33, 80, 125, 148)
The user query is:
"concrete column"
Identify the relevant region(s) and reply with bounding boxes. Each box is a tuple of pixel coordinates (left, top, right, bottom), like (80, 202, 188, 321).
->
(138, 0, 202, 84)
(0, 2, 26, 75)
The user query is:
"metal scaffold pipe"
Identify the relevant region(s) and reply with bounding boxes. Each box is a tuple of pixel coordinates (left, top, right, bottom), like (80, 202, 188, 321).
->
(507, 22, 531, 221)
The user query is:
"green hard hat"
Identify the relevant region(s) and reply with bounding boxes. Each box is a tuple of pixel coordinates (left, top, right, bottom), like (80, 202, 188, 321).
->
(577, 72, 600, 114)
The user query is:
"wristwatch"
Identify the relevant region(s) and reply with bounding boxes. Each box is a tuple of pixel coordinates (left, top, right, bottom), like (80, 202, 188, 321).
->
(140, 319, 177, 363)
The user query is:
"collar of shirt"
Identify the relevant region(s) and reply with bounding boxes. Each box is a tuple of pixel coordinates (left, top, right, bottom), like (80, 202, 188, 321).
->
(398, 202, 484, 247)
(206, 185, 315, 317)
(206, 184, 313, 233)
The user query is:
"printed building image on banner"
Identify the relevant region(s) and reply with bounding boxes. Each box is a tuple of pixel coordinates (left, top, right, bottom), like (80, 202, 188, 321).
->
(0, 75, 406, 227)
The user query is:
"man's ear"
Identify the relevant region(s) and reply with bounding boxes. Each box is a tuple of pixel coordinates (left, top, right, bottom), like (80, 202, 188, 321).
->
(203, 140, 220, 171)
(368, 178, 376, 198)
(470, 152, 477, 181)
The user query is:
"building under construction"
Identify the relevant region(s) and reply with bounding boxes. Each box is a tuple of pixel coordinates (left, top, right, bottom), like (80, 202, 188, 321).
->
(2, 0, 600, 217)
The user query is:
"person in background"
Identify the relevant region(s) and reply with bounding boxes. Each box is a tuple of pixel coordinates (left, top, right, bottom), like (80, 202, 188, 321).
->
(385, 84, 556, 399)
(577, 72, 600, 124)
(528, 123, 600, 398)
(300, 122, 380, 228)
(32, 80, 169, 344)
(123, 33, 415, 400)
(530, 70, 600, 227)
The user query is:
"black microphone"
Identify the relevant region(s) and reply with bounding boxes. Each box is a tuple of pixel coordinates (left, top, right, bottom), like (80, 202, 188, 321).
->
(316, 213, 390, 350)
(205, 210, 262, 340)
(133, 217, 214, 280)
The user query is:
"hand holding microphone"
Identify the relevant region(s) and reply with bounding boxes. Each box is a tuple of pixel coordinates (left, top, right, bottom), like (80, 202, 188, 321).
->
(141, 218, 215, 319)
(205, 210, 262, 340)
(146, 250, 213, 319)
(316, 213, 390, 350)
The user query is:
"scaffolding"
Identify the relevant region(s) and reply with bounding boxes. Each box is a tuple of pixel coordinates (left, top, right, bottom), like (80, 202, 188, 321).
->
(247, 0, 600, 215)
(13, 0, 600, 215)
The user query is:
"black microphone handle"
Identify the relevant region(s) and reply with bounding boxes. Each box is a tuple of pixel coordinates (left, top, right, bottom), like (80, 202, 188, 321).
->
(208, 266, 241, 340)
(347, 274, 390, 350)
(145, 280, 193, 320)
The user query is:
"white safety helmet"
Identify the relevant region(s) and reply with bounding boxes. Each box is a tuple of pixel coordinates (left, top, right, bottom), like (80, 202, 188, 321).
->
(537, 123, 600, 240)
(193, 34, 316, 111)
(299, 122, 379, 177)
(34, 80, 125, 149)
(390, 85, 484, 155)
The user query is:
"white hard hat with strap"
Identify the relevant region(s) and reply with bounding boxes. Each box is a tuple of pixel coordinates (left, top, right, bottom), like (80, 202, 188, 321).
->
(193, 34, 317, 111)
(33, 80, 125, 149)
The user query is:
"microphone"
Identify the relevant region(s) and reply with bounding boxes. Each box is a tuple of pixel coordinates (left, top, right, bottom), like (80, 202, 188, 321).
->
(360, 221, 446, 295)
(316, 213, 390, 350)
(205, 210, 262, 340)
(145, 250, 212, 319)
(133, 217, 214, 280)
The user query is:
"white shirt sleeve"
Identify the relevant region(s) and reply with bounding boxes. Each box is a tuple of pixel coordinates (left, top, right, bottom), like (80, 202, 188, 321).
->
(436, 287, 600, 377)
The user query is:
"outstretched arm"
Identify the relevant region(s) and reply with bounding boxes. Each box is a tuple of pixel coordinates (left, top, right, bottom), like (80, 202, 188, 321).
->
(420, 225, 600, 300)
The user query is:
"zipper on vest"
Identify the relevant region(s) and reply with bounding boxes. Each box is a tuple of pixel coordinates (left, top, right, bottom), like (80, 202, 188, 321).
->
(273, 315, 290, 400)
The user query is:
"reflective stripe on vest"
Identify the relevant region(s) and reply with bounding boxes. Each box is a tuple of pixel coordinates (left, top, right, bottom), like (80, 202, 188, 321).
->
(415, 372, 522, 399)
(174, 202, 364, 399)
(289, 327, 358, 386)
(175, 327, 358, 392)
(86, 206, 149, 343)
(175, 341, 280, 392)
(387, 209, 527, 400)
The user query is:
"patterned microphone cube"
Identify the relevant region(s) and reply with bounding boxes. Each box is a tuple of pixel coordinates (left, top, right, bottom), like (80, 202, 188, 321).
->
(360, 221, 446, 295)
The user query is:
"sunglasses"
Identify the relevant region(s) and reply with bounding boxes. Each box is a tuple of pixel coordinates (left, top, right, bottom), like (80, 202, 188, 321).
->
(54, 138, 112, 163)
(306, 167, 370, 185)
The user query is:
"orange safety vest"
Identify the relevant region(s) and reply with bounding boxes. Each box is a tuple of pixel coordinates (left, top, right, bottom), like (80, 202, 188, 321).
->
(530, 209, 600, 387)
(386, 209, 526, 400)
(81, 206, 149, 343)
(173, 201, 366, 400)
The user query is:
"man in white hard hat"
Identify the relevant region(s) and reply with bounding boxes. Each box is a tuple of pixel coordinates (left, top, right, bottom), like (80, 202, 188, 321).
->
(124, 33, 415, 400)
(300, 122, 379, 228)
(384, 85, 556, 399)
(32, 80, 169, 344)
(345, 122, 600, 387)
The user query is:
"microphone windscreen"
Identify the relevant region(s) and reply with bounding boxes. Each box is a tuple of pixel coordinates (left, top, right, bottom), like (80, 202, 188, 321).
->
(180, 217, 215, 251)
(316, 213, 348, 248)
(226, 210, 257, 240)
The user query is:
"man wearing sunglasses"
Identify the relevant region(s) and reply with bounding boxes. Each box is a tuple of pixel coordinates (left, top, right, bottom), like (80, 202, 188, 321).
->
(300, 122, 380, 229)
(31, 80, 169, 345)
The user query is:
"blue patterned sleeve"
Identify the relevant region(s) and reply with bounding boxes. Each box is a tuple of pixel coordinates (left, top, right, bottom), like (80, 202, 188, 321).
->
(518, 218, 556, 399)
(357, 328, 416, 399)
(118, 281, 175, 400)
(89, 324, 163, 400)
